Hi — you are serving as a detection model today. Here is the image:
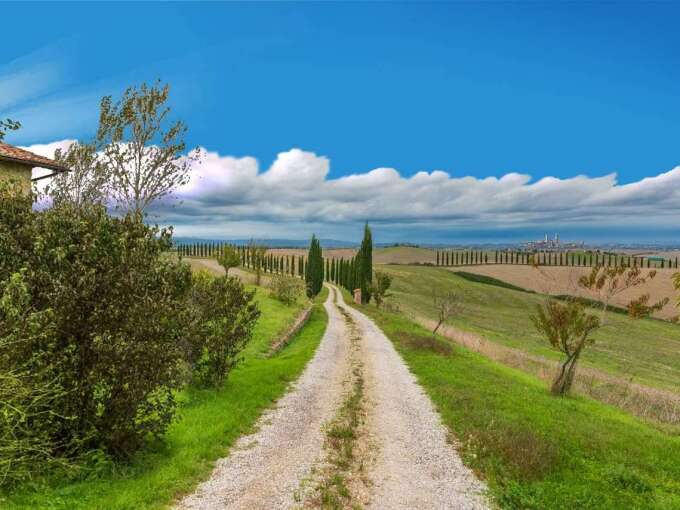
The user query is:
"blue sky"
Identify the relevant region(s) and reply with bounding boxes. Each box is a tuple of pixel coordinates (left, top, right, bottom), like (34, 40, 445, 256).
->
(2, 2, 680, 244)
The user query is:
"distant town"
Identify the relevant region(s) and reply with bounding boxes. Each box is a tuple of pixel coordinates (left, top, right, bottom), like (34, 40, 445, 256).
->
(522, 233, 585, 252)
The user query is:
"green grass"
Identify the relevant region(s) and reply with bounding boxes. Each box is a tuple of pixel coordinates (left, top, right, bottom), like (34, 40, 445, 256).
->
(379, 265, 680, 392)
(355, 300, 680, 509)
(2, 287, 328, 510)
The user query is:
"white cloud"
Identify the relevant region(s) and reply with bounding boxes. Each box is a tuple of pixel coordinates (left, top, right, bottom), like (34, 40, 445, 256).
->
(21, 141, 680, 239)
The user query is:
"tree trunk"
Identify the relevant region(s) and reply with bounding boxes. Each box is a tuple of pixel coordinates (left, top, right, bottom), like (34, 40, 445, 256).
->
(551, 350, 581, 396)
(432, 319, 444, 335)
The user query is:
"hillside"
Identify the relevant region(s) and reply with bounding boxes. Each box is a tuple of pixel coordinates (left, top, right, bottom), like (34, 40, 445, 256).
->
(375, 265, 680, 393)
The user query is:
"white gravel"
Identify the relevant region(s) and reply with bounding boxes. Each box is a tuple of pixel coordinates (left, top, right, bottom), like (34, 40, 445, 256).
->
(336, 290, 490, 510)
(175, 285, 489, 509)
(174, 287, 352, 510)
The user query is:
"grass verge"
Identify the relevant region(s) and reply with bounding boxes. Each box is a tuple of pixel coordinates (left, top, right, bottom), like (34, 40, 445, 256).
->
(2, 288, 328, 510)
(353, 299, 680, 509)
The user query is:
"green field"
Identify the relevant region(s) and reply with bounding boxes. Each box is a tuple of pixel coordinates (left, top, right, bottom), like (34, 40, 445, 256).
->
(377, 265, 680, 392)
(2, 287, 328, 510)
(352, 297, 680, 509)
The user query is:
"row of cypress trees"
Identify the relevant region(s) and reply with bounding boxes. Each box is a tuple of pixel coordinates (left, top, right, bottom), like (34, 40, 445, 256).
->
(331, 223, 373, 303)
(435, 250, 680, 269)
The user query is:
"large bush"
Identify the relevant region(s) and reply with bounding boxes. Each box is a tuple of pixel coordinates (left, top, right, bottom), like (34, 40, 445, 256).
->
(0, 181, 191, 460)
(184, 271, 260, 387)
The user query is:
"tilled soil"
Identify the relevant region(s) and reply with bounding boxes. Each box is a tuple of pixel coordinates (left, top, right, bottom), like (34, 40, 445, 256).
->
(175, 286, 488, 509)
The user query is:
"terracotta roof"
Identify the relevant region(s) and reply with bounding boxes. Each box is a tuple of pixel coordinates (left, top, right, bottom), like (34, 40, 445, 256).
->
(0, 142, 69, 173)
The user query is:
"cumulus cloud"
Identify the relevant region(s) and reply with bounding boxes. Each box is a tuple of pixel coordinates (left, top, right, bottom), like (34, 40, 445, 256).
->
(21, 141, 680, 238)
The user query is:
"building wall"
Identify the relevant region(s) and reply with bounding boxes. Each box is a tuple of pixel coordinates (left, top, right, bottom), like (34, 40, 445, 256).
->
(0, 160, 32, 192)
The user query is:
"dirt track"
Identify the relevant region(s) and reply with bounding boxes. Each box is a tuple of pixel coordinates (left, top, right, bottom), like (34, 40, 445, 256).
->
(175, 286, 488, 509)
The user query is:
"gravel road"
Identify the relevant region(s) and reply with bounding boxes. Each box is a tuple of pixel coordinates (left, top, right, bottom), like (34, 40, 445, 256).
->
(175, 285, 488, 509)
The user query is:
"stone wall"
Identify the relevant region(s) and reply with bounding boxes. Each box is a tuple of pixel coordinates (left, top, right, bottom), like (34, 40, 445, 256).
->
(0, 160, 32, 192)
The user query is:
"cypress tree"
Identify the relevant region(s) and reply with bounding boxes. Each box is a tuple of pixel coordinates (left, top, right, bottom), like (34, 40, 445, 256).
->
(305, 235, 323, 297)
(357, 223, 373, 303)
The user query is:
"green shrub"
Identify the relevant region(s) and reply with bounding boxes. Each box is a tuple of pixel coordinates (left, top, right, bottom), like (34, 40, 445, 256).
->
(268, 274, 303, 306)
(184, 272, 260, 387)
(0, 182, 191, 463)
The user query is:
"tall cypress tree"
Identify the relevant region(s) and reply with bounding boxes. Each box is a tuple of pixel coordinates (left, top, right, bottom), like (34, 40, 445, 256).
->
(356, 223, 373, 303)
(305, 235, 324, 297)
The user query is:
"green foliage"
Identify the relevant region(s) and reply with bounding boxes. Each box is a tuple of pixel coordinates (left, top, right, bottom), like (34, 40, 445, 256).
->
(184, 272, 260, 387)
(96, 80, 199, 213)
(0, 181, 261, 487)
(47, 141, 108, 208)
(370, 270, 392, 308)
(0, 272, 69, 486)
(2, 292, 327, 509)
(531, 300, 600, 395)
(268, 274, 304, 306)
(0, 119, 21, 142)
(305, 235, 324, 297)
(1, 188, 192, 461)
(216, 244, 241, 275)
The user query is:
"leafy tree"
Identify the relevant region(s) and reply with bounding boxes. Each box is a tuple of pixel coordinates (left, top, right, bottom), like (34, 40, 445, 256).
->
(532, 265, 668, 396)
(216, 244, 241, 276)
(370, 271, 392, 309)
(96, 81, 199, 214)
(532, 300, 600, 395)
(46, 141, 109, 208)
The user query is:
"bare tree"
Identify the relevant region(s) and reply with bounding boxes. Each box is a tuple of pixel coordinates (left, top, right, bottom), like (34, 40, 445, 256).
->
(432, 290, 463, 335)
(96, 80, 199, 214)
(46, 142, 109, 208)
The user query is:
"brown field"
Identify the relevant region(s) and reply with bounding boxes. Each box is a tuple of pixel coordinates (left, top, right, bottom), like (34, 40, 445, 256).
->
(265, 246, 438, 264)
(264, 247, 357, 260)
(450, 264, 679, 320)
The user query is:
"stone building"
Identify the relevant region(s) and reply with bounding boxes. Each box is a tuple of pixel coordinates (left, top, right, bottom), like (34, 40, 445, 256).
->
(0, 142, 68, 192)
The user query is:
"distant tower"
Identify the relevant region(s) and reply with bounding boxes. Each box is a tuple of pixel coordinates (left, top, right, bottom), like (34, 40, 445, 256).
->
(544, 233, 548, 243)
